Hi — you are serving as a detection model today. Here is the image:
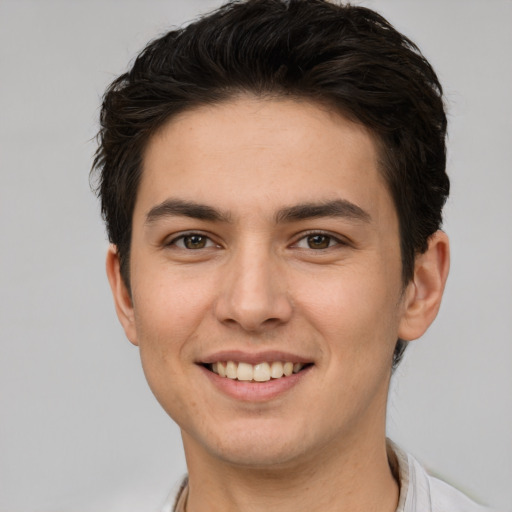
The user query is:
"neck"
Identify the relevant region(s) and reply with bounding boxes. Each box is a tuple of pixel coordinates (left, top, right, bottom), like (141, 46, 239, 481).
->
(181, 431, 399, 512)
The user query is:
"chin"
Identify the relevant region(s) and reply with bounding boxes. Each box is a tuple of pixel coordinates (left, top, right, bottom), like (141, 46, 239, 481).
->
(187, 418, 314, 469)
(213, 440, 306, 469)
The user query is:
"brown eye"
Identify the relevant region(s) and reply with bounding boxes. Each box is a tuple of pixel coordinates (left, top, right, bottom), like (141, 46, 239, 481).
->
(166, 232, 219, 252)
(306, 234, 332, 249)
(183, 234, 208, 249)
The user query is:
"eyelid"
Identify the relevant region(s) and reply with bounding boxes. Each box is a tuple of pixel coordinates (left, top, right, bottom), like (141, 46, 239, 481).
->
(162, 230, 349, 249)
(164, 231, 220, 249)
(291, 230, 349, 249)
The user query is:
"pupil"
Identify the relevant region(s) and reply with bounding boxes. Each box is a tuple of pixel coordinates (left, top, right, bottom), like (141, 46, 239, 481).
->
(308, 235, 329, 249)
(185, 235, 206, 249)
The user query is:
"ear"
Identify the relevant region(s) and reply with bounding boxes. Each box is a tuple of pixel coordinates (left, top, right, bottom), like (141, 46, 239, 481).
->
(398, 230, 450, 341)
(105, 245, 139, 346)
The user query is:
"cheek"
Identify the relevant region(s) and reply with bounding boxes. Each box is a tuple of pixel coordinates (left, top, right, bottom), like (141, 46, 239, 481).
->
(131, 269, 216, 361)
(131, 274, 214, 418)
(294, 264, 401, 357)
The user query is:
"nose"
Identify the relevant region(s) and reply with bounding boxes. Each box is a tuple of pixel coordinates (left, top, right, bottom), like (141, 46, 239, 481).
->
(214, 243, 293, 332)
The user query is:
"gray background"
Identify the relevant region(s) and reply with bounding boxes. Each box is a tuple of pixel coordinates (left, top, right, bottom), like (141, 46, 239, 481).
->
(1, 0, 511, 510)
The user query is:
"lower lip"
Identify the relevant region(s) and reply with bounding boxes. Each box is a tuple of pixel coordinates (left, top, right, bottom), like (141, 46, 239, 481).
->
(199, 365, 312, 402)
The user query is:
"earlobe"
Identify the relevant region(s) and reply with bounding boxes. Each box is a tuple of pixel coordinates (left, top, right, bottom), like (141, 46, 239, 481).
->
(105, 245, 139, 346)
(398, 231, 450, 341)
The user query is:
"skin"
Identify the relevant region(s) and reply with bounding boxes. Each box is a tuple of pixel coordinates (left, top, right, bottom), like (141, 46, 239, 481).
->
(107, 97, 449, 512)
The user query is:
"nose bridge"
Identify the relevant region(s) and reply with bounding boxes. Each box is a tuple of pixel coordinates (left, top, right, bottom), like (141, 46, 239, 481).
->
(215, 238, 292, 331)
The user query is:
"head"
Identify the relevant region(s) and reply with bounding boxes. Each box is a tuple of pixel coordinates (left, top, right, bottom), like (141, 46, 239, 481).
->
(93, 0, 450, 469)
(92, 0, 449, 369)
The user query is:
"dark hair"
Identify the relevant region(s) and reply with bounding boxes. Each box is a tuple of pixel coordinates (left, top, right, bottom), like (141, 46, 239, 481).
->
(92, 0, 449, 368)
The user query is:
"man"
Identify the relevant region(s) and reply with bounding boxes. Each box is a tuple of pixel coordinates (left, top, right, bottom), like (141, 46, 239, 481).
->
(92, 1, 494, 510)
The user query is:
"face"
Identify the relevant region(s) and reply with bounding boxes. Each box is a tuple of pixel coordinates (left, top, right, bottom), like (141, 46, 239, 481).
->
(110, 97, 415, 469)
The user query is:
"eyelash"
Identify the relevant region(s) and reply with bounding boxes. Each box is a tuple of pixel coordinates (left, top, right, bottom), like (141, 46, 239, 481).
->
(165, 231, 347, 251)
(292, 231, 347, 250)
(166, 232, 219, 250)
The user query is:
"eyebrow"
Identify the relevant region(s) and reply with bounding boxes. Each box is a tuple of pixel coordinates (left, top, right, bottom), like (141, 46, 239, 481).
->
(275, 199, 371, 223)
(145, 199, 231, 224)
(145, 198, 371, 225)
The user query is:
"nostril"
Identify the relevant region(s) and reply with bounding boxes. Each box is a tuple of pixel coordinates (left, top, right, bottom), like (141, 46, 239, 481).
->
(214, 277, 294, 331)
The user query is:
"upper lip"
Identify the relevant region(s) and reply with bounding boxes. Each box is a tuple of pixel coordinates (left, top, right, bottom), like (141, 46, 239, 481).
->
(198, 350, 313, 365)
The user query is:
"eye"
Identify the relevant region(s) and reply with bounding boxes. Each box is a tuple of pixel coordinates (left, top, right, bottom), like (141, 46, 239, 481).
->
(170, 233, 216, 250)
(294, 233, 342, 250)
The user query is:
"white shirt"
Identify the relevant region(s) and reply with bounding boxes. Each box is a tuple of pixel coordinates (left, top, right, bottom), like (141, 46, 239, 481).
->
(391, 442, 494, 512)
(161, 442, 495, 512)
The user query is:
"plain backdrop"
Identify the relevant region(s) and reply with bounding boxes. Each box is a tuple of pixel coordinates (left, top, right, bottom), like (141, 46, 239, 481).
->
(1, 1, 511, 511)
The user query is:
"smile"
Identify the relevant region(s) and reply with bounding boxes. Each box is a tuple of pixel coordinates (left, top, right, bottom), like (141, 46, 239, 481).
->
(207, 361, 309, 382)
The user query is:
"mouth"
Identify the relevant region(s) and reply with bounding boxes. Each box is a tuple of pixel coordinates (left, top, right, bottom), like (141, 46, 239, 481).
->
(203, 360, 313, 382)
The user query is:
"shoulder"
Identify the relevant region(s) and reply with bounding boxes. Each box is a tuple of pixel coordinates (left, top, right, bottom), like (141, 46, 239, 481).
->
(428, 474, 496, 512)
(389, 440, 497, 512)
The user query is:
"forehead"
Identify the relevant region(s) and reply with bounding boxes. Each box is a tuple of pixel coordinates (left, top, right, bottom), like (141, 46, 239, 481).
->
(137, 97, 393, 222)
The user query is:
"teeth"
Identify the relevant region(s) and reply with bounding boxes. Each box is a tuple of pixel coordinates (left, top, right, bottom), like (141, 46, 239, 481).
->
(293, 362, 303, 373)
(270, 361, 284, 378)
(210, 360, 307, 381)
(237, 362, 253, 381)
(217, 361, 226, 377)
(226, 361, 237, 379)
(253, 362, 271, 382)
